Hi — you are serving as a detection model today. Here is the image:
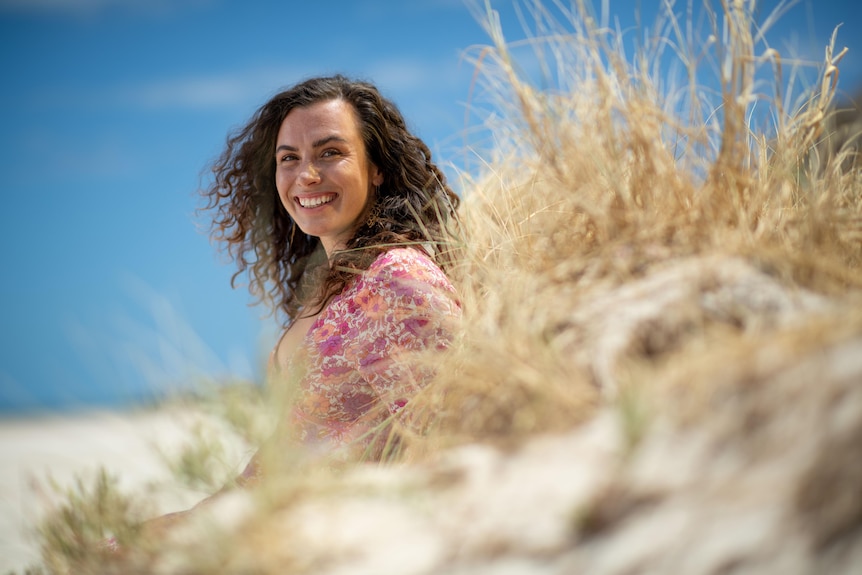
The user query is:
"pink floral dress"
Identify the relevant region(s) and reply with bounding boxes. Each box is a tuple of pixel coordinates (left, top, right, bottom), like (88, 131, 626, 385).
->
(98, 249, 459, 552)
(242, 247, 460, 478)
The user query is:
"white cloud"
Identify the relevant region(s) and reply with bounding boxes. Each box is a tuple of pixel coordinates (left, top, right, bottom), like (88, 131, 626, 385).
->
(125, 66, 303, 110)
(369, 59, 452, 93)
(123, 57, 467, 112)
(134, 76, 259, 109)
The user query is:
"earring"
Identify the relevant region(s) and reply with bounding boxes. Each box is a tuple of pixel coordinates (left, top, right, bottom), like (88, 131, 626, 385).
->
(367, 186, 382, 227)
(367, 203, 381, 227)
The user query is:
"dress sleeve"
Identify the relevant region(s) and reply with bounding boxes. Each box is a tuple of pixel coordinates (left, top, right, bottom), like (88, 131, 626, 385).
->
(351, 250, 461, 415)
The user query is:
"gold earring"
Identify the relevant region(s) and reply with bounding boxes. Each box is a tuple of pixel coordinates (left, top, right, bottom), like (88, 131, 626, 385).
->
(368, 202, 382, 228)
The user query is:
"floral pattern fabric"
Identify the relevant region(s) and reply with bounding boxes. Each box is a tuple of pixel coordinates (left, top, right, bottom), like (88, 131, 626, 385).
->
(272, 247, 460, 460)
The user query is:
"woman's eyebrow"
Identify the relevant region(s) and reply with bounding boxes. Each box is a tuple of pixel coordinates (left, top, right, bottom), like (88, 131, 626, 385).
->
(312, 135, 348, 148)
(275, 135, 349, 154)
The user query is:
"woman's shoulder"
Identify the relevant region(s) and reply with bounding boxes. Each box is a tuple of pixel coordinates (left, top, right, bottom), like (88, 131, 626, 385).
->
(365, 246, 453, 289)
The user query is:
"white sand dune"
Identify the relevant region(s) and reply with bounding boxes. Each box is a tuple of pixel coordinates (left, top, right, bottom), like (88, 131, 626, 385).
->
(0, 406, 228, 574)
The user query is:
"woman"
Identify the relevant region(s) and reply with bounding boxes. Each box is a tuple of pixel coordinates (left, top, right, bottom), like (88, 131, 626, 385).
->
(207, 73, 461, 479)
(120, 75, 461, 542)
(197, 74, 463, 480)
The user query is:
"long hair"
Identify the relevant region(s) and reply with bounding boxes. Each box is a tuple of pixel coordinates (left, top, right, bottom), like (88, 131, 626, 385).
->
(200, 74, 460, 324)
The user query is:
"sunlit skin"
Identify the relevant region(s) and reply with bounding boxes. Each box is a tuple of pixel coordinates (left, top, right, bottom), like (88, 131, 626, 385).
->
(274, 99, 383, 257)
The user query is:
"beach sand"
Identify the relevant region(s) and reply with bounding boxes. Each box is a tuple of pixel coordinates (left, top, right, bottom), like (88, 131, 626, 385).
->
(0, 406, 241, 574)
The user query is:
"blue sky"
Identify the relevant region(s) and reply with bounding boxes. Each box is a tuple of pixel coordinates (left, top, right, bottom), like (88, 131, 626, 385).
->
(1, 0, 859, 414)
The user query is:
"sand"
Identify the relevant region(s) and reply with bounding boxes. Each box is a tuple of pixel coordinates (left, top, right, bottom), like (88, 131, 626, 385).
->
(0, 406, 228, 574)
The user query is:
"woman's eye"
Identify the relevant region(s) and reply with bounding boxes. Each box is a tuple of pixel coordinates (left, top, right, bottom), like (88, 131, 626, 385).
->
(321, 149, 340, 158)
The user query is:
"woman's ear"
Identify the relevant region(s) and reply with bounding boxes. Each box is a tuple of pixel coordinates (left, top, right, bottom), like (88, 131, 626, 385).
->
(371, 165, 383, 187)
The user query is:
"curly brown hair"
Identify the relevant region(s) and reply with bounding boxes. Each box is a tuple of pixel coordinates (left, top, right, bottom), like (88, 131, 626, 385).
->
(200, 74, 460, 325)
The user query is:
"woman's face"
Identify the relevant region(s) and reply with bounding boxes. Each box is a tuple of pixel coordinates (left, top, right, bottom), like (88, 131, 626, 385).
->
(274, 99, 383, 256)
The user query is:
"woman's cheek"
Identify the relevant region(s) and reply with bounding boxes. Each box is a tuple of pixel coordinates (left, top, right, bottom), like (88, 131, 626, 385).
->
(275, 173, 291, 203)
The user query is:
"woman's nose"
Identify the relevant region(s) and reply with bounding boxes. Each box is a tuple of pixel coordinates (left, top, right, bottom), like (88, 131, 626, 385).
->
(298, 161, 320, 185)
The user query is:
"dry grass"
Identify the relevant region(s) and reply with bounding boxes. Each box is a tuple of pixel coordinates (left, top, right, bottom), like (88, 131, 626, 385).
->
(24, 0, 862, 573)
(403, 0, 861, 451)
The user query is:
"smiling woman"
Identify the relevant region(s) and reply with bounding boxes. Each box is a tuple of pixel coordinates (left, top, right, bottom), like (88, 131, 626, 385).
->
(205, 74, 461, 322)
(206, 73, 462, 464)
(273, 99, 382, 255)
(127, 74, 463, 539)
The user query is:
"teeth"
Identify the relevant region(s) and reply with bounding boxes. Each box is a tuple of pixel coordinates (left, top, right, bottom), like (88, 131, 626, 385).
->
(298, 195, 335, 208)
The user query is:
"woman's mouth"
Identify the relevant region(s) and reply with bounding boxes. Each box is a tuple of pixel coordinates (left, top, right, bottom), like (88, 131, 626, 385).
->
(296, 194, 336, 208)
